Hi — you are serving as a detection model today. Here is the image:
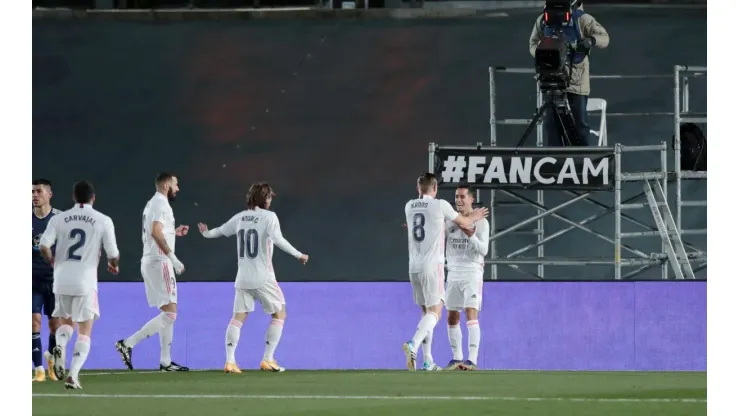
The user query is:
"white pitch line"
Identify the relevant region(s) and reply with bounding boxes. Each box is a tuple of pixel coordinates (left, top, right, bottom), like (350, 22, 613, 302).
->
(31, 393, 706, 403)
(84, 370, 210, 376)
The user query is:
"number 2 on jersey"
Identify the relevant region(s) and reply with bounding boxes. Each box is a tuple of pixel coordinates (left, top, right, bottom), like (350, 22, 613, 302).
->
(67, 228, 87, 261)
(238, 229, 259, 259)
(412, 213, 426, 242)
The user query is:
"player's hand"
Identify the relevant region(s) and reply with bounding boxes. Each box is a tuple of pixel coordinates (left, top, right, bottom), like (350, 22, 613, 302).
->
(107, 264, 119, 275)
(461, 226, 476, 237)
(471, 207, 489, 220)
(402, 223, 407, 229)
(176, 225, 190, 237)
(197, 223, 209, 234)
(298, 254, 309, 265)
(172, 259, 185, 275)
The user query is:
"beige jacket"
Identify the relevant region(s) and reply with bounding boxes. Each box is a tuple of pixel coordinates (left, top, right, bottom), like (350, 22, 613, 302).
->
(528, 8, 610, 96)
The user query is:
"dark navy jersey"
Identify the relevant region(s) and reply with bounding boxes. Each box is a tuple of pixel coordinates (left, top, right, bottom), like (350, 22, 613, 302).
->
(32, 207, 61, 282)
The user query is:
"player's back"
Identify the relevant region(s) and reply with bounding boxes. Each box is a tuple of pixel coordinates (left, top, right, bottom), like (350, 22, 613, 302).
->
(49, 204, 117, 295)
(405, 196, 451, 273)
(232, 208, 278, 289)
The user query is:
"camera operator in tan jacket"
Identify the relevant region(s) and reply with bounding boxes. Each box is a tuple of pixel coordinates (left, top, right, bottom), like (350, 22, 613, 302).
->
(529, 1, 609, 146)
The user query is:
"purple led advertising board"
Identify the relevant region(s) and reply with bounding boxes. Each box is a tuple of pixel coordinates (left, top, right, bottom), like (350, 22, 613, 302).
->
(37, 282, 706, 371)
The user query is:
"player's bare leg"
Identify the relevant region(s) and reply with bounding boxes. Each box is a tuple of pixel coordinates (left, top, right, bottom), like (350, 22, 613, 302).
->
(65, 318, 93, 390)
(52, 321, 74, 381)
(32, 313, 45, 382)
(445, 310, 464, 370)
(224, 312, 247, 373)
(458, 308, 480, 371)
(404, 303, 442, 371)
(45, 317, 60, 380)
(260, 308, 286, 372)
(419, 306, 441, 371)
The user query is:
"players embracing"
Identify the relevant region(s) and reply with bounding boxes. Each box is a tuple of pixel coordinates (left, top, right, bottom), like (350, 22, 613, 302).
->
(444, 184, 489, 371)
(402, 173, 488, 371)
(198, 182, 308, 373)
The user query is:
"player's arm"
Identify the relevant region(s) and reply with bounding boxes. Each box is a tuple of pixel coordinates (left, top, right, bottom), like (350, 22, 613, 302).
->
(468, 218, 490, 257)
(38, 217, 58, 265)
(444, 200, 489, 229)
(269, 214, 308, 264)
(102, 217, 121, 273)
(199, 214, 240, 239)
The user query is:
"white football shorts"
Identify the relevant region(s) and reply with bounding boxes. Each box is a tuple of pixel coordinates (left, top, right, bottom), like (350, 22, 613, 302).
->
(141, 260, 177, 308)
(409, 263, 446, 308)
(445, 270, 483, 312)
(233, 280, 286, 315)
(52, 292, 100, 322)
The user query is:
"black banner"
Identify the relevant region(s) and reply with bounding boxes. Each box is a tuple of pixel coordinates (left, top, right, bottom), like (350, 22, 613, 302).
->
(432, 146, 615, 191)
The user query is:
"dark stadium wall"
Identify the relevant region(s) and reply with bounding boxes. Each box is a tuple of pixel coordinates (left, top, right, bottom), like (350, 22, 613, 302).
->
(32, 8, 707, 282)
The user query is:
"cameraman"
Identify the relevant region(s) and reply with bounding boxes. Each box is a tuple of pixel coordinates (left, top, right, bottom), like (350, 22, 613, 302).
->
(529, 0, 609, 146)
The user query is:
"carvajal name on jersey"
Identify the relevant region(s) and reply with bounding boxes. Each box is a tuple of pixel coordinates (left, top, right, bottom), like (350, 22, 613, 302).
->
(63, 215, 97, 226)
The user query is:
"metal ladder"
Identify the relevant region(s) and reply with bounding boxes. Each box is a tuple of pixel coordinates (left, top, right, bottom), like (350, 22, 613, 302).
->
(643, 178, 696, 279)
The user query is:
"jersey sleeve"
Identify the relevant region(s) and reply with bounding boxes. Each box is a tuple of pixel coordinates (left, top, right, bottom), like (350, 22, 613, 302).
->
(39, 216, 58, 248)
(214, 213, 241, 237)
(267, 213, 302, 258)
(151, 203, 171, 226)
(102, 217, 121, 259)
(468, 218, 490, 256)
(440, 200, 459, 222)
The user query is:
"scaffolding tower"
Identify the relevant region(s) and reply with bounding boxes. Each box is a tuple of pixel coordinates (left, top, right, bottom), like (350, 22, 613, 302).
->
(430, 64, 707, 281)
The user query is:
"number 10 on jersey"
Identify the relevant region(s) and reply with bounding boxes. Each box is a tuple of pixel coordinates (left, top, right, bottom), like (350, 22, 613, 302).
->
(238, 229, 259, 259)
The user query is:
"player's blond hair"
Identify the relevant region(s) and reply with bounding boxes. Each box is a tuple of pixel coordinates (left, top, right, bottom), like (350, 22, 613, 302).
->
(247, 182, 276, 210)
(417, 173, 437, 194)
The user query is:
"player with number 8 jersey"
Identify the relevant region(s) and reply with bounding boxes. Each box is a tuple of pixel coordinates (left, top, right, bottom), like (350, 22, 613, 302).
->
(199, 182, 308, 374)
(402, 173, 488, 371)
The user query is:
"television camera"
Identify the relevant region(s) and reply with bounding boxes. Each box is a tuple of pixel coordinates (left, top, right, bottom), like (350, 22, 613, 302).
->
(517, 0, 587, 148)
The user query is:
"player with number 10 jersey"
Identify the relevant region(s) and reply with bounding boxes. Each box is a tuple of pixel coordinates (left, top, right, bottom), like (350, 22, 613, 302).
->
(199, 182, 308, 374)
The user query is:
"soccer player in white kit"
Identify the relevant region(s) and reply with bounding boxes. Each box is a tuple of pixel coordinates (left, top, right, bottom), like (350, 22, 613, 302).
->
(443, 185, 489, 371)
(402, 173, 488, 371)
(38, 180, 120, 389)
(198, 182, 308, 373)
(115, 173, 190, 372)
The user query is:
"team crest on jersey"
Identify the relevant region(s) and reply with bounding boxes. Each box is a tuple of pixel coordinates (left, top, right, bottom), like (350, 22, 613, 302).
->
(33, 233, 42, 250)
(449, 226, 457, 234)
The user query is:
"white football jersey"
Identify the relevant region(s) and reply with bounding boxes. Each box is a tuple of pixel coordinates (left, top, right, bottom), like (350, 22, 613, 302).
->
(39, 204, 119, 296)
(214, 207, 302, 289)
(405, 195, 459, 273)
(445, 217, 490, 278)
(142, 193, 176, 262)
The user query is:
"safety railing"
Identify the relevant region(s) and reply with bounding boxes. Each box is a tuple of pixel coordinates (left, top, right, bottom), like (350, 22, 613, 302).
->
(478, 64, 707, 280)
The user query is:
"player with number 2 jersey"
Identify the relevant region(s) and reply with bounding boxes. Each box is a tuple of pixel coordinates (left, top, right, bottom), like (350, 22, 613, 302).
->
(199, 182, 308, 374)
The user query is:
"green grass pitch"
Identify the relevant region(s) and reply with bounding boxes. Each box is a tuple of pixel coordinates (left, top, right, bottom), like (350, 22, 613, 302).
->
(32, 370, 706, 416)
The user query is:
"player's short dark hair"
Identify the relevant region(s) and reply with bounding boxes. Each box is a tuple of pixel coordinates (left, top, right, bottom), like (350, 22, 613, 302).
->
(155, 172, 175, 187)
(417, 173, 438, 194)
(73, 180, 95, 204)
(32, 178, 52, 189)
(247, 182, 276, 210)
(456, 184, 475, 197)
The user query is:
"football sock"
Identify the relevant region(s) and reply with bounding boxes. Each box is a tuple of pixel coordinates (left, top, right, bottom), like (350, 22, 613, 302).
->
(159, 312, 177, 366)
(68, 335, 91, 379)
(448, 324, 464, 361)
(262, 319, 284, 361)
(467, 320, 480, 365)
(225, 319, 242, 364)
